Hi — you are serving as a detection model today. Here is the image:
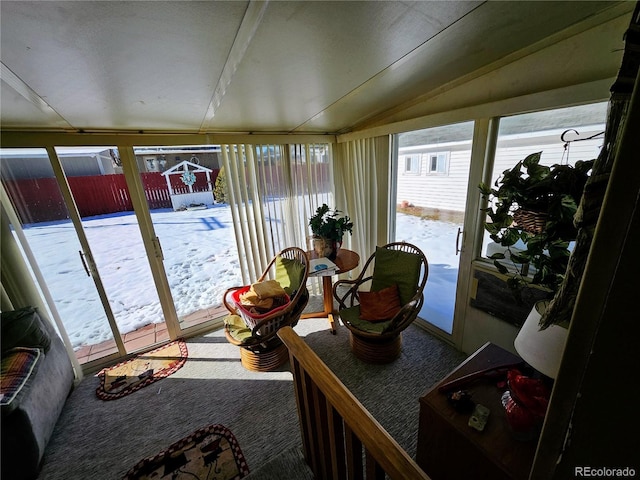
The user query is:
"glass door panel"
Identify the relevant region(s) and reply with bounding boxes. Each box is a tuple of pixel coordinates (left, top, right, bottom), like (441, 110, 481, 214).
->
(1, 146, 170, 365)
(394, 122, 474, 335)
(56, 147, 168, 351)
(480, 102, 607, 259)
(1, 148, 120, 363)
(132, 145, 241, 330)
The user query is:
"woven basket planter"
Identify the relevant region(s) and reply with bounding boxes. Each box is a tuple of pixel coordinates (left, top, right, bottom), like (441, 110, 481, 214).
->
(513, 209, 548, 234)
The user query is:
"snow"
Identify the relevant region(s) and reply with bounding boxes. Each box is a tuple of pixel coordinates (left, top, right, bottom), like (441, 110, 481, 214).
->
(394, 214, 462, 333)
(20, 205, 460, 349)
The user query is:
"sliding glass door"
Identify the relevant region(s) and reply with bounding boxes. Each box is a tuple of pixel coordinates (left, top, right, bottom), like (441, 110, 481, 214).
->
(393, 122, 474, 336)
(1, 146, 167, 365)
(2, 139, 335, 366)
(132, 145, 242, 330)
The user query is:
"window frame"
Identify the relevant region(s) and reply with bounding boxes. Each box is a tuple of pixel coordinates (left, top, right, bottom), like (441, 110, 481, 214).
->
(426, 151, 450, 175)
(402, 154, 421, 175)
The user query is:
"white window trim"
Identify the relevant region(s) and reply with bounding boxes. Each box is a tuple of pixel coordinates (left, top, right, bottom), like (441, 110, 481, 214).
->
(426, 151, 449, 175)
(402, 154, 421, 174)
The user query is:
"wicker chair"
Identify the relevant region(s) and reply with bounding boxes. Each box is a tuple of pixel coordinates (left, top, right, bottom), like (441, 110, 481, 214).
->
(223, 247, 310, 371)
(333, 242, 428, 364)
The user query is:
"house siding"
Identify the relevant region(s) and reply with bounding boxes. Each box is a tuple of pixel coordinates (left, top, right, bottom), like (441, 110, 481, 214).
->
(398, 149, 471, 212)
(398, 127, 604, 213)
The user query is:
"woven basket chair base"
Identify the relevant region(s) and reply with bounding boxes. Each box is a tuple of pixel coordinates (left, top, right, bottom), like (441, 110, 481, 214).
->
(349, 332, 402, 364)
(240, 342, 289, 372)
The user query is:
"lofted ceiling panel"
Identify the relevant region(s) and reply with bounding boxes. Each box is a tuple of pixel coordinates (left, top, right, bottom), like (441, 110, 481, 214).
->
(201, 0, 481, 132)
(299, 0, 624, 132)
(1, 1, 248, 130)
(0, 1, 631, 135)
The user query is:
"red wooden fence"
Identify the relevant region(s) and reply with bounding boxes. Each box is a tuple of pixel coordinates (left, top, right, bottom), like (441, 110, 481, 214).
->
(3, 165, 332, 225)
(4, 171, 219, 224)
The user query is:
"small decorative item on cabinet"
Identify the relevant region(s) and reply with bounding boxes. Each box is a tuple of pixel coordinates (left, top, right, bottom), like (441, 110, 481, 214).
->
(446, 390, 475, 413)
(501, 369, 551, 441)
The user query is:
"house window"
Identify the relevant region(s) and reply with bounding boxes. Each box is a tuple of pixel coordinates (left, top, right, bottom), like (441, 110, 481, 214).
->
(427, 152, 449, 174)
(403, 155, 421, 174)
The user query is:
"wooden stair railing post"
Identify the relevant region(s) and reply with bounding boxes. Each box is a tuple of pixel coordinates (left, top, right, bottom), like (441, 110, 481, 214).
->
(345, 425, 363, 480)
(327, 405, 346, 479)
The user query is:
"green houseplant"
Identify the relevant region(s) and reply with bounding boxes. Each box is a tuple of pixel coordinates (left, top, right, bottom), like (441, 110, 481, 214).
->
(479, 152, 594, 299)
(309, 204, 353, 260)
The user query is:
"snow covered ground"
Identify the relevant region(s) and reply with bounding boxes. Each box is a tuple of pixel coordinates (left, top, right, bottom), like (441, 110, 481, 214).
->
(393, 213, 461, 333)
(20, 205, 461, 349)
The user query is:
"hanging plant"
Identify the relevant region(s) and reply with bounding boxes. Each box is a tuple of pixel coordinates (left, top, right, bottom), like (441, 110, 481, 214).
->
(479, 152, 594, 300)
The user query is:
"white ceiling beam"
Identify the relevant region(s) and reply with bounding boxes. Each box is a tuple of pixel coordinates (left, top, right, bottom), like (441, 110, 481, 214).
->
(200, 1, 269, 131)
(0, 62, 69, 126)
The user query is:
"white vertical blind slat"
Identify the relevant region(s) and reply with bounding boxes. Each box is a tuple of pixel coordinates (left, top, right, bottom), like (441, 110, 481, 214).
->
(222, 142, 334, 283)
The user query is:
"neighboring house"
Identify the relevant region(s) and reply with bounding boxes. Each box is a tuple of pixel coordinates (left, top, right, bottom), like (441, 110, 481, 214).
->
(1, 147, 222, 181)
(398, 141, 473, 212)
(398, 123, 605, 214)
(0, 147, 116, 180)
(134, 146, 222, 174)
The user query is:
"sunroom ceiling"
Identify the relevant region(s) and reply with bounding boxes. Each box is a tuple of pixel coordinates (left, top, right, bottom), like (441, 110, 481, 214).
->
(0, 1, 627, 135)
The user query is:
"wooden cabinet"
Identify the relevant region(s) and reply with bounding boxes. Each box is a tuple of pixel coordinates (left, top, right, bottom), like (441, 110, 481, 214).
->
(417, 342, 536, 480)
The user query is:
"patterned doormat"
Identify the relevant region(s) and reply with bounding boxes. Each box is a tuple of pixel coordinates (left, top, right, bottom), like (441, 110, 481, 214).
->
(123, 424, 250, 480)
(96, 340, 188, 400)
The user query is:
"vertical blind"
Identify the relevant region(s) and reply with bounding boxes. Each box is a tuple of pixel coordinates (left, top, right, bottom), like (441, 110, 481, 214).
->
(221, 142, 334, 284)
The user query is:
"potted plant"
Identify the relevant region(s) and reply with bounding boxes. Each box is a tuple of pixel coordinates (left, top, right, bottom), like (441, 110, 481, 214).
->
(479, 152, 594, 300)
(309, 204, 353, 260)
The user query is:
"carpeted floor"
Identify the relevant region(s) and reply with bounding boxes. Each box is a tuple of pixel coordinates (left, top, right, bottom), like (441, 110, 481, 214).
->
(37, 297, 466, 479)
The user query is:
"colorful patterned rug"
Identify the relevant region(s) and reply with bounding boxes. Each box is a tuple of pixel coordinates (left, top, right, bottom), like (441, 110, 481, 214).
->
(123, 424, 250, 480)
(96, 340, 188, 401)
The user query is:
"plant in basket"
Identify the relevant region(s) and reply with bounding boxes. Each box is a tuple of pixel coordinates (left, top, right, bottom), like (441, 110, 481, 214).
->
(479, 151, 594, 299)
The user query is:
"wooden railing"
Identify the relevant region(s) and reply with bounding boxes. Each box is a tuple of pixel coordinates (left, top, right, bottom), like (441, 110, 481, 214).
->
(278, 326, 431, 480)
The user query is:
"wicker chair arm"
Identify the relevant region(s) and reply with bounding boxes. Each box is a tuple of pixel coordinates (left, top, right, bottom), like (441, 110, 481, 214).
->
(244, 287, 308, 344)
(223, 330, 243, 346)
(385, 293, 424, 333)
(223, 325, 246, 347)
(222, 286, 245, 314)
(249, 302, 293, 336)
(223, 316, 262, 347)
(225, 330, 263, 348)
(333, 275, 373, 309)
